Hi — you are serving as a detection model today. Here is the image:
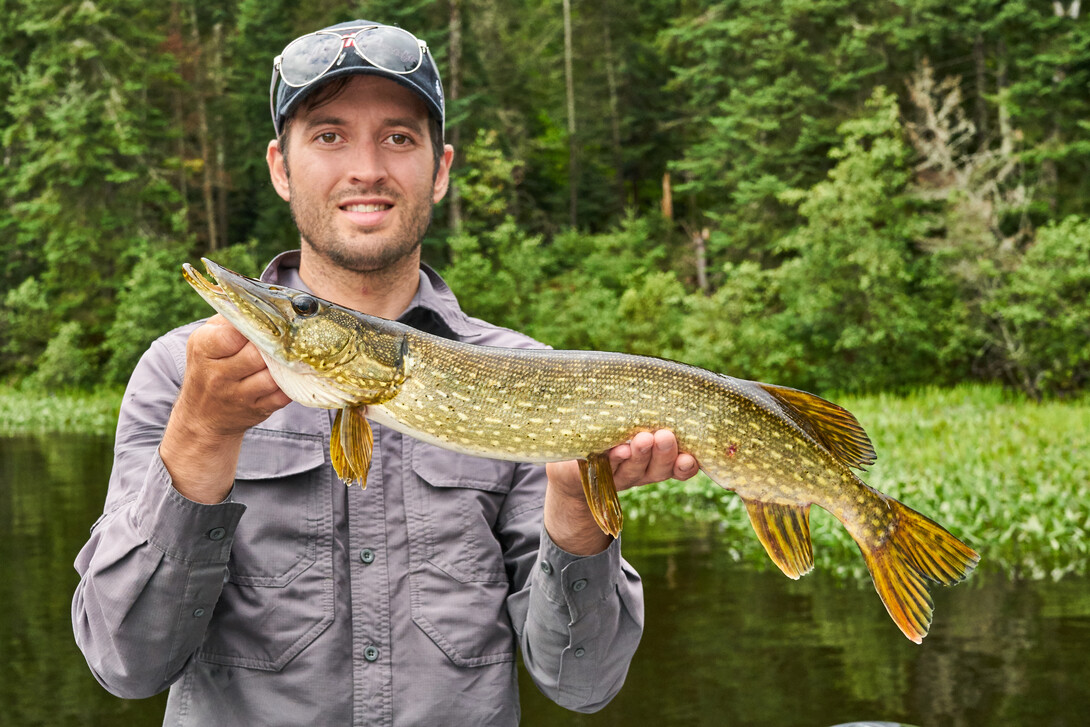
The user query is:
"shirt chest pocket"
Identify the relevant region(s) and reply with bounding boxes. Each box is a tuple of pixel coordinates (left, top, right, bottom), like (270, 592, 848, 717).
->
(408, 442, 516, 584)
(406, 442, 520, 668)
(197, 428, 335, 671)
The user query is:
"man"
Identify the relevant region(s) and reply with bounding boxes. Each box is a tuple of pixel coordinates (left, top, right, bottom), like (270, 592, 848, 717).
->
(73, 19, 697, 726)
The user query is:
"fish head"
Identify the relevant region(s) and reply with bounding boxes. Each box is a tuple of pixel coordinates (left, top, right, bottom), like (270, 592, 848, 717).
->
(183, 258, 408, 409)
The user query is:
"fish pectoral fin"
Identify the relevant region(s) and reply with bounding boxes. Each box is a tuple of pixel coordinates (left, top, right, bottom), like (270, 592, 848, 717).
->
(855, 497, 980, 644)
(578, 452, 624, 538)
(743, 499, 814, 580)
(756, 382, 877, 471)
(331, 406, 373, 487)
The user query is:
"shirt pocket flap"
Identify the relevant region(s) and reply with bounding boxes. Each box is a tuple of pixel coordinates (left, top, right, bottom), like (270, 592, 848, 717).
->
(235, 428, 326, 480)
(411, 442, 514, 493)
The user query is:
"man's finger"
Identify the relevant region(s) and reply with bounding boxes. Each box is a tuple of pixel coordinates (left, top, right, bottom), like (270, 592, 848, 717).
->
(673, 453, 699, 480)
(612, 430, 678, 489)
(192, 316, 250, 359)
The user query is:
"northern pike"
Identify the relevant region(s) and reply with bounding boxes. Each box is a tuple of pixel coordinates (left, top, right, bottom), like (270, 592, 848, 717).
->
(183, 258, 979, 643)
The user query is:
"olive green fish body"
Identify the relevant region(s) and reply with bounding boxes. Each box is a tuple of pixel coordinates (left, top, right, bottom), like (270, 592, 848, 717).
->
(184, 259, 979, 643)
(378, 333, 876, 518)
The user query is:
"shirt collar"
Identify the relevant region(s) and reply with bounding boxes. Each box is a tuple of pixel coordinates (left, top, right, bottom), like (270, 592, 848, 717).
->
(259, 250, 480, 341)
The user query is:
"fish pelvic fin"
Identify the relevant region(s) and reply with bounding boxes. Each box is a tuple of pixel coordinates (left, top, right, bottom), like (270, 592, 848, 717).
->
(578, 452, 624, 538)
(856, 497, 980, 643)
(331, 406, 373, 487)
(757, 383, 877, 470)
(743, 500, 814, 580)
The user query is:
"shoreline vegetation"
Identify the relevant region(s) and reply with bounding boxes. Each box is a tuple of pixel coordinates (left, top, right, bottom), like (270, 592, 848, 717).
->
(0, 385, 124, 437)
(4, 384, 1086, 580)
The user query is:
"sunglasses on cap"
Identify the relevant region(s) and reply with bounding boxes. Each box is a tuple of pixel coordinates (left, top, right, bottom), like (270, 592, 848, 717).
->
(270, 25, 436, 130)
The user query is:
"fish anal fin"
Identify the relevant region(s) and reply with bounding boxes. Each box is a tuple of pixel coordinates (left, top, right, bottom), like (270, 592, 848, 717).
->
(855, 497, 980, 643)
(743, 499, 814, 580)
(578, 452, 624, 538)
(331, 406, 373, 487)
(757, 382, 877, 470)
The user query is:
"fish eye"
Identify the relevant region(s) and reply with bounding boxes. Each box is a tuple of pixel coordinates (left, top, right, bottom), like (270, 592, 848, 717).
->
(291, 295, 320, 317)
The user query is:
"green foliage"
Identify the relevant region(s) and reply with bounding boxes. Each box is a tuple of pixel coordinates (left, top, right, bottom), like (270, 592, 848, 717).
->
(0, 277, 52, 379)
(0, 0, 1087, 398)
(29, 321, 98, 390)
(0, 385, 123, 435)
(103, 241, 262, 385)
(769, 88, 969, 392)
(984, 216, 1090, 396)
(678, 262, 788, 379)
(456, 128, 523, 232)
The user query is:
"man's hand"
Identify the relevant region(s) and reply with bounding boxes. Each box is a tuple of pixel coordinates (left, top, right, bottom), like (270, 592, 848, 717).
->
(543, 430, 698, 555)
(159, 316, 291, 504)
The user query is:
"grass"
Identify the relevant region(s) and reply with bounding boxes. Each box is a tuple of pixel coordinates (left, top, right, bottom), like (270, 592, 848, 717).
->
(1, 383, 1086, 579)
(623, 384, 1090, 580)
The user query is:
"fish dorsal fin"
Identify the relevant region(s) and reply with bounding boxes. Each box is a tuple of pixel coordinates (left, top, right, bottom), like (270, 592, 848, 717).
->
(756, 383, 877, 470)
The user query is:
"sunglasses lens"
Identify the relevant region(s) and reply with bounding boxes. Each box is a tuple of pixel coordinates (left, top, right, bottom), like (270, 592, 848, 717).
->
(280, 33, 345, 86)
(355, 27, 422, 73)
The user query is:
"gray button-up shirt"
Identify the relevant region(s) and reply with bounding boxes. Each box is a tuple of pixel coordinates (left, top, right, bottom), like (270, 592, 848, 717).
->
(73, 252, 643, 726)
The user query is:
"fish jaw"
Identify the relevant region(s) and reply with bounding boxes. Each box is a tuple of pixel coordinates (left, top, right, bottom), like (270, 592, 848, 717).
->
(182, 260, 292, 359)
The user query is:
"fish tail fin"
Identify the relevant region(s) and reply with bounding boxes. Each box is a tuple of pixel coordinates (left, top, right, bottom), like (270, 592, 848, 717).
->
(743, 499, 814, 579)
(578, 452, 624, 538)
(331, 406, 373, 487)
(856, 497, 980, 643)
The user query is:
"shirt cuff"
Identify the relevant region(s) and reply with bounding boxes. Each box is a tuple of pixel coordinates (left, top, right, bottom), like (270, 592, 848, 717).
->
(534, 526, 623, 623)
(132, 453, 247, 563)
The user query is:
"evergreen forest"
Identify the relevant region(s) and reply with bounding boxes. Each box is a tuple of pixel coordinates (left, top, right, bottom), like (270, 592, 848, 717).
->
(2, 0, 1089, 398)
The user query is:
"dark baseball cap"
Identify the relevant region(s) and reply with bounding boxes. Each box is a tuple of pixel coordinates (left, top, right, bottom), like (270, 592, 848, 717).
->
(271, 20, 444, 137)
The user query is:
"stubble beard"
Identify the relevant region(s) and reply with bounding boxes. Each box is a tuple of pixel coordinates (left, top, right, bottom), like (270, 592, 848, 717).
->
(288, 180, 434, 275)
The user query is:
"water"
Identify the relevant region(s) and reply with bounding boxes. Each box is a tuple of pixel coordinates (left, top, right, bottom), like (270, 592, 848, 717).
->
(2, 434, 1087, 726)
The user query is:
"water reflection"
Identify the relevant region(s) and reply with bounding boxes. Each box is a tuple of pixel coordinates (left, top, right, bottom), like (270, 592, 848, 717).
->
(0, 434, 167, 726)
(2, 434, 1087, 727)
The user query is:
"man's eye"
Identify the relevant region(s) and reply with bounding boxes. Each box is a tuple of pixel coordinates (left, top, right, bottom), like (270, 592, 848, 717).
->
(318, 132, 340, 144)
(389, 134, 411, 146)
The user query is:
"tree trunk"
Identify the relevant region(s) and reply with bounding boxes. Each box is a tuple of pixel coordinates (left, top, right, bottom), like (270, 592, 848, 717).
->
(448, 0, 463, 233)
(972, 35, 989, 140)
(563, 0, 577, 227)
(188, 4, 219, 251)
(213, 22, 228, 248)
(603, 15, 625, 214)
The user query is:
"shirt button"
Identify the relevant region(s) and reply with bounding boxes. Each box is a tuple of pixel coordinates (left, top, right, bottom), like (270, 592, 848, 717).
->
(574, 647, 586, 658)
(193, 608, 206, 618)
(207, 527, 226, 541)
(359, 548, 376, 565)
(572, 578, 588, 592)
(540, 561, 552, 575)
(364, 645, 380, 662)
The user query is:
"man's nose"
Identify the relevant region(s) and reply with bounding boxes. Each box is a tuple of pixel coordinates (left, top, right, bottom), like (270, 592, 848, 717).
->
(346, 142, 387, 186)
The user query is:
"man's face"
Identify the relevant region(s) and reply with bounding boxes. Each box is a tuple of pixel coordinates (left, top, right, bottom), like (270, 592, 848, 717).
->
(267, 75, 452, 274)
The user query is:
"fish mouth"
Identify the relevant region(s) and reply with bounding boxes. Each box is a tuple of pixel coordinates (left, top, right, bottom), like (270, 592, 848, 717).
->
(182, 258, 291, 343)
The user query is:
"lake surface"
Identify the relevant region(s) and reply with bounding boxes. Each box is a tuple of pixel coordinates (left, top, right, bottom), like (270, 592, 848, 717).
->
(2, 433, 1087, 726)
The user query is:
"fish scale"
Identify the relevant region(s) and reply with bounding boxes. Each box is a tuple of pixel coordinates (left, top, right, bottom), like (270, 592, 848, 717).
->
(184, 258, 980, 643)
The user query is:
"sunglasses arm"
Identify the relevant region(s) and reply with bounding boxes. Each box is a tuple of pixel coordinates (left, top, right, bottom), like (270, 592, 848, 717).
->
(269, 60, 282, 134)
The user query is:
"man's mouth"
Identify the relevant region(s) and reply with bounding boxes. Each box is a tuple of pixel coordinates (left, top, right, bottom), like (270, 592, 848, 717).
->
(342, 203, 393, 213)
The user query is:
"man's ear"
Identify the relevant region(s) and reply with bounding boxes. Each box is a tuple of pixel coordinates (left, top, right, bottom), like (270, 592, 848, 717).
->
(432, 143, 455, 203)
(267, 138, 291, 202)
